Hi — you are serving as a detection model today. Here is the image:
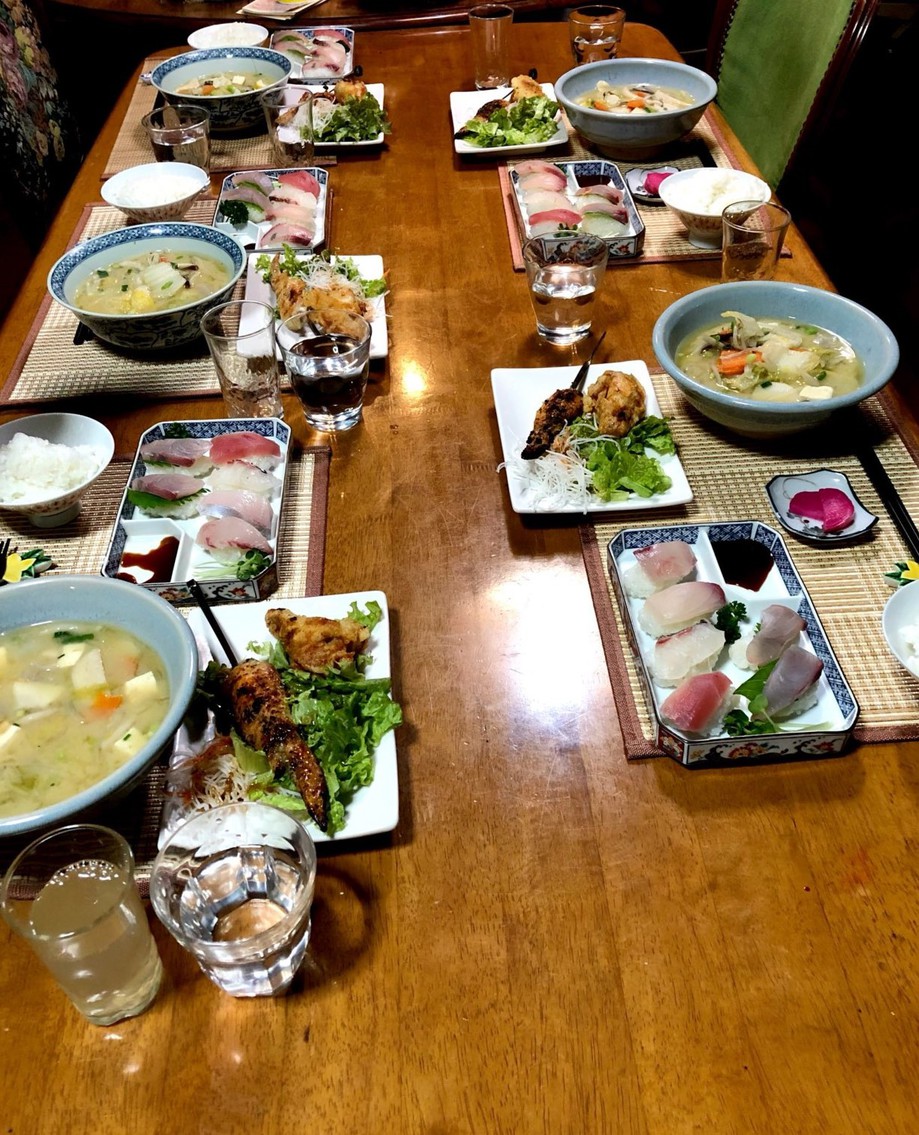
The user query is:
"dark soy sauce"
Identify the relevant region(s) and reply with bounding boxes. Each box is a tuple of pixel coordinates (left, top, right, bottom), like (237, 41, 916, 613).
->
(117, 536, 180, 583)
(712, 538, 774, 592)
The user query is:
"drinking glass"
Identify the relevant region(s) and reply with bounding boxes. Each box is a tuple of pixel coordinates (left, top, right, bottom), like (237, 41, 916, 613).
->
(141, 104, 211, 169)
(469, 4, 514, 90)
(522, 233, 609, 345)
(568, 6, 627, 65)
(721, 200, 792, 281)
(201, 300, 284, 420)
(278, 309, 372, 432)
(0, 824, 163, 1025)
(150, 803, 317, 998)
(260, 87, 314, 167)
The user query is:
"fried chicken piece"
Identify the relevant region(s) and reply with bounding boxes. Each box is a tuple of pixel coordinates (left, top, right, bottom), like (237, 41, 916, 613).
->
(222, 659, 329, 831)
(334, 78, 367, 102)
(510, 74, 544, 101)
(265, 608, 370, 675)
(268, 254, 372, 329)
(583, 369, 646, 437)
(521, 387, 584, 459)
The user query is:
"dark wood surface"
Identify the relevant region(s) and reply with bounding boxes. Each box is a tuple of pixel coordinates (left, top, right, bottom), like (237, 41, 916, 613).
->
(2, 20, 919, 1135)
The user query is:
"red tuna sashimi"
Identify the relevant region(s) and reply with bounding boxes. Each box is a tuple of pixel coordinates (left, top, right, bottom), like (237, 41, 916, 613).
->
(761, 646, 823, 715)
(638, 581, 726, 638)
(258, 223, 314, 249)
(788, 487, 855, 533)
(660, 671, 733, 734)
(276, 169, 321, 198)
(140, 438, 212, 469)
(573, 184, 623, 204)
(746, 604, 806, 667)
(210, 432, 281, 467)
(196, 516, 272, 555)
(130, 473, 201, 500)
(527, 208, 583, 228)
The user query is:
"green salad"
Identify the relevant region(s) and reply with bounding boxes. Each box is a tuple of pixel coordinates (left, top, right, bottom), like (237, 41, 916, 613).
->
(459, 95, 560, 147)
(314, 92, 391, 143)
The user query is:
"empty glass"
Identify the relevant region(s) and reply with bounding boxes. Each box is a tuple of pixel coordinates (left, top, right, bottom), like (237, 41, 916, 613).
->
(260, 87, 314, 167)
(469, 4, 514, 90)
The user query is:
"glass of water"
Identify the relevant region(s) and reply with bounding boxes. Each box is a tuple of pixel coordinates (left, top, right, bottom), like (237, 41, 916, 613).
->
(278, 309, 372, 432)
(522, 233, 609, 345)
(0, 824, 163, 1025)
(201, 299, 284, 420)
(150, 803, 317, 998)
(568, 6, 626, 65)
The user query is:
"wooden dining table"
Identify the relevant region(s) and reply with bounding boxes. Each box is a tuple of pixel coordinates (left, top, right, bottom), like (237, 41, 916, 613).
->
(2, 19, 919, 1135)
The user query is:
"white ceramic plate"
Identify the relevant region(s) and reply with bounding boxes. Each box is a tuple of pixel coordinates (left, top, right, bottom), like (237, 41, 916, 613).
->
(214, 166, 328, 253)
(450, 82, 568, 156)
(309, 81, 386, 147)
(242, 251, 388, 359)
(491, 360, 693, 514)
(160, 591, 399, 844)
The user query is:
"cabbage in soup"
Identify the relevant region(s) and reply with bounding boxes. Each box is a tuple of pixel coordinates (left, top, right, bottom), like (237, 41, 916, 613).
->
(175, 71, 273, 96)
(576, 82, 694, 114)
(74, 250, 230, 315)
(675, 310, 863, 403)
(0, 620, 169, 818)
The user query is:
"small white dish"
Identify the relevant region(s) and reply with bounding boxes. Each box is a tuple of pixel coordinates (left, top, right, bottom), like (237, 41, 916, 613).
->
(883, 582, 919, 679)
(161, 591, 399, 844)
(243, 251, 389, 359)
(491, 360, 693, 514)
(625, 165, 679, 205)
(450, 83, 568, 156)
(102, 162, 210, 224)
(765, 469, 878, 544)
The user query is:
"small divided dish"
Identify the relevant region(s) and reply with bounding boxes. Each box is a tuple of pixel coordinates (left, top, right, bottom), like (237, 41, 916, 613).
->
(607, 521, 859, 766)
(214, 167, 328, 252)
(269, 26, 355, 79)
(102, 419, 290, 604)
(509, 159, 645, 258)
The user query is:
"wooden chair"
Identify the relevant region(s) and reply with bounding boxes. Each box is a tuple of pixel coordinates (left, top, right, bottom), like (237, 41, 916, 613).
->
(705, 0, 878, 189)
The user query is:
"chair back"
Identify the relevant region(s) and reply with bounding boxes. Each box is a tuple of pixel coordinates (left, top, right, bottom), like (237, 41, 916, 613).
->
(706, 0, 877, 188)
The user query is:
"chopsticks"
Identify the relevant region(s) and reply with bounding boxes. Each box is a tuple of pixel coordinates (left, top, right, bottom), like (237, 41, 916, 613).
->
(854, 444, 919, 562)
(187, 579, 239, 667)
(571, 331, 606, 394)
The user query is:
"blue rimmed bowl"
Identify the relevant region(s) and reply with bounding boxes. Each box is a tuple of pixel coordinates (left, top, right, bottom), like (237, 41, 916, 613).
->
(151, 47, 291, 133)
(47, 222, 245, 351)
(0, 575, 198, 840)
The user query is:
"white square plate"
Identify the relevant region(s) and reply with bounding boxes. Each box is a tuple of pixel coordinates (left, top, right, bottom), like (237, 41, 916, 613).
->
(242, 251, 388, 359)
(450, 82, 568, 156)
(161, 591, 399, 845)
(310, 82, 386, 146)
(491, 360, 693, 514)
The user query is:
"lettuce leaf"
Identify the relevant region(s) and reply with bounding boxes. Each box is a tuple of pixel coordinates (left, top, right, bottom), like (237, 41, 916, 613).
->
(317, 93, 391, 142)
(460, 95, 559, 147)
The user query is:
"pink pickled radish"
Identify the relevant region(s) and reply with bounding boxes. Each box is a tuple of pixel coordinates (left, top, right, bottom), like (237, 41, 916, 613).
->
(643, 171, 674, 195)
(788, 487, 855, 532)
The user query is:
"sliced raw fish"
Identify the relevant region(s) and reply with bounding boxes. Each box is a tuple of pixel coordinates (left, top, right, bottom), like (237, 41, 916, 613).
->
(573, 184, 623, 204)
(522, 190, 575, 213)
(623, 539, 696, 597)
(650, 622, 726, 687)
(207, 463, 279, 498)
(745, 604, 806, 667)
(222, 186, 269, 217)
(265, 203, 316, 230)
(660, 671, 733, 735)
(233, 172, 275, 197)
(197, 490, 274, 535)
(210, 432, 282, 469)
(518, 170, 568, 193)
(140, 438, 213, 473)
(574, 198, 628, 222)
(528, 208, 583, 228)
(269, 182, 318, 211)
(638, 581, 726, 638)
(130, 472, 201, 499)
(277, 169, 321, 198)
(761, 646, 823, 717)
(513, 159, 564, 178)
(258, 222, 314, 249)
(196, 517, 273, 556)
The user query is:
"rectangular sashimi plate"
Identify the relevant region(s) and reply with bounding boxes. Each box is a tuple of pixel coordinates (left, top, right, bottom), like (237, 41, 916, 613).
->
(607, 521, 859, 766)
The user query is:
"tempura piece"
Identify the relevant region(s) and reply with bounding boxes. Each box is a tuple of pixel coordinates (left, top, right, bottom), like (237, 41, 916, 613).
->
(265, 608, 370, 674)
(583, 369, 646, 437)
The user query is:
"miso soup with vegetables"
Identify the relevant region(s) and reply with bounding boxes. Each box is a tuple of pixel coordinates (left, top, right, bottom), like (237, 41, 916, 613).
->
(675, 310, 863, 403)
(576, 82, 694, 114)
(74, 250, 232, 315)
(175, 71, 273, 97)
(0, 621, 169, 817)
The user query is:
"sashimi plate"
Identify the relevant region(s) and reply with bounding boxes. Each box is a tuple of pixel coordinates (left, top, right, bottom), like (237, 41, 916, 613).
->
(607, 521, 859, 766)
(242, 251, 389, 359)
(101, 418, 290, 605)
(159, 591, 399, 845)
(450, 82, 568, 156)
(492, 360, 692, 514)
(214, 166, 328, 253)
(269, 26, 355, 79)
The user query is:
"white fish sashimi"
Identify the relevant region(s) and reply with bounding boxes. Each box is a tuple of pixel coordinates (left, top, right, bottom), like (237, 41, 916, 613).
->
(140, 438, 212, 474)
(206, 463, 279, 498)
(650, 621, 726, 687)
(197, 490, 274, 535)
(623, 539, 697, 598)
(638, 581, 726, 638)
(196, 517, 273, 557)
(761, 646, 824, 718)
(746, 604, 806, 667)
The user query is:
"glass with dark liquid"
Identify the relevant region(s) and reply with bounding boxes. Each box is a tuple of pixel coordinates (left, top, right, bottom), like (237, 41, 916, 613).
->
(141, 104, 211, 170)
(279, 310, 372, 432)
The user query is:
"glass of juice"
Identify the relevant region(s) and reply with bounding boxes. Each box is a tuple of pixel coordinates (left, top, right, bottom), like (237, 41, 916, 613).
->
(0, 825, 163, 1025)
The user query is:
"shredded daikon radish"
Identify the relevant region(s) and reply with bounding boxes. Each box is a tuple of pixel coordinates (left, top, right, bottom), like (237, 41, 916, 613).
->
(501, 442, 595, 512)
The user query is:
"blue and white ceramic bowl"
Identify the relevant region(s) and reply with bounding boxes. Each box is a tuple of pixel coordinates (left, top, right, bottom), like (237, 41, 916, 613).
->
(151, 47, 291, 133)
(0, 575, 198, 839)
(554, 58, 717, 158)
(652, 281, 900, 437)
(47, 223, 245, 351)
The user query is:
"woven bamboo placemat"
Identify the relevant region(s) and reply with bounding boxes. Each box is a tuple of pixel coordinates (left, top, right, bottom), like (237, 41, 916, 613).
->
(578, 375, 919, 759)
(0, 444, 331, 893)
(500, 110, 791, 270)
(103, 58, 338, 179)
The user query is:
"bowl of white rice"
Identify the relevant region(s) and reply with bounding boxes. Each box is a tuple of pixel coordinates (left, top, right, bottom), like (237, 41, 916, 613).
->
(882, 581, 919, 679)
(657, 168, 772, 248)
(0, 413, 114, 527)
(101, 162, 211, 224)
(187, 22, 268, 50)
